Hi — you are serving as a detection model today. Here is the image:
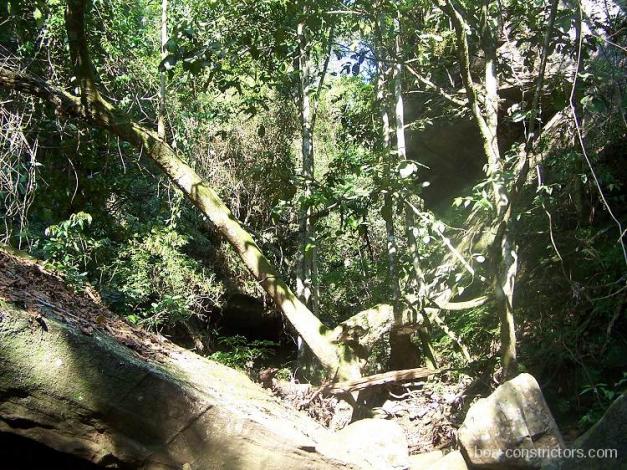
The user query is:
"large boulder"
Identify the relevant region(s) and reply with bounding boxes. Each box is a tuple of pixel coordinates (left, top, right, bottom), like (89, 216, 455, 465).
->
(0, 303, 352, 469)
(542, 393, 627, 470)
(0, 248, 357, 469)
(459, 373, 564, 469)
(316, 418, 410, 469)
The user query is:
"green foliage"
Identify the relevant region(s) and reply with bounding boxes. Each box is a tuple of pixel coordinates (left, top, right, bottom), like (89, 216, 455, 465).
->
(579, 374, 627, 428)
(106, 226, 224, 329)
(209, 335, 277, 370)
(36, 209, 225, 330)
(274, 367, 293, 382)
(41, 212, 108, 289)
(440, 302, 498, 355)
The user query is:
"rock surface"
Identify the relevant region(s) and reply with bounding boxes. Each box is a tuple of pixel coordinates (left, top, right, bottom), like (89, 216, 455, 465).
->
(0, 304, 352, 469)
(458, 373, 564, 469)
(316, 418, 410, 469)
(542, 393, 626, 470)
(408, 450, 444, 468)
(426, 450, 468, 470)
(0, 250, 354, 469)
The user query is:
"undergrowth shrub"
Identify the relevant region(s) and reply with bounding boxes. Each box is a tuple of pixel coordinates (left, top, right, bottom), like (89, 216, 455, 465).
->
(106, 225, 225, 329)
(209, 335, 277, 370)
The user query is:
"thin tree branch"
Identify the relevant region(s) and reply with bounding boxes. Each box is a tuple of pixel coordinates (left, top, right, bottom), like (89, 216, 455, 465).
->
(405, 63, 467, 107)
(434, 296, 488, 310)
(436, 0, 491, 139)
(526, 0, 560, 146)
(404, 199, 479, 278)
(424, 307, 473, 361)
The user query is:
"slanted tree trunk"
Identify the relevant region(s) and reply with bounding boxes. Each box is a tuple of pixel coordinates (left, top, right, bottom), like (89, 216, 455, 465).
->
(0, 0, 363, 380)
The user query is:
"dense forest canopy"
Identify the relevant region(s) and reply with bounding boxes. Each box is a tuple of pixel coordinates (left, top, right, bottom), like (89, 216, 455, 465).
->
(1, 0, 625, 434)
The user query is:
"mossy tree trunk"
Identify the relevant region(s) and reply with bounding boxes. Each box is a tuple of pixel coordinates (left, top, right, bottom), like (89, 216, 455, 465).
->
(0, 0, 362, 380)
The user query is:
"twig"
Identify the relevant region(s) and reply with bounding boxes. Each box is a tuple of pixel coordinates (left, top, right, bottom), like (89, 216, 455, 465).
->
(433, 296, 488, 311)
(33, 296, 80, 320)
(601, 292, 626, 353)
(424, 307, 472, 362)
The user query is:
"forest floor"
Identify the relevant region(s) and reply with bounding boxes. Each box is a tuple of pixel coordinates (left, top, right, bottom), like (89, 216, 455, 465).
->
(0, 249, 170, 363)
(273, 376, 468, 454)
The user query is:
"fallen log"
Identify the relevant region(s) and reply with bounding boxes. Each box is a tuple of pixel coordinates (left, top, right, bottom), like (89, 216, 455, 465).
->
(322, 367, 437, 395)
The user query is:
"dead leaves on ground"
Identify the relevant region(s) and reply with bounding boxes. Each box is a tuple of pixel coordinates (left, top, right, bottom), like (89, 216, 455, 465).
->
(0, 250, 168, 361)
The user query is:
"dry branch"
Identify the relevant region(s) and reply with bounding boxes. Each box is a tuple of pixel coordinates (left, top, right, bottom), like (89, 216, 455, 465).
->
(321, 367, 436, 395)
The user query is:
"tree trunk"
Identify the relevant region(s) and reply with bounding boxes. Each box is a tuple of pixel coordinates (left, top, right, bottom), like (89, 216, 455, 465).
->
(157, 0, 168, 140)
(296, 20, 316, 313)
(481, 11, 518, 379)
(440, 0, 518, 378)
(393, 15, 436, 370)
(375, 19, 401, 318)
(321, 367, 436, 395)
(296, 20, 320, 376)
